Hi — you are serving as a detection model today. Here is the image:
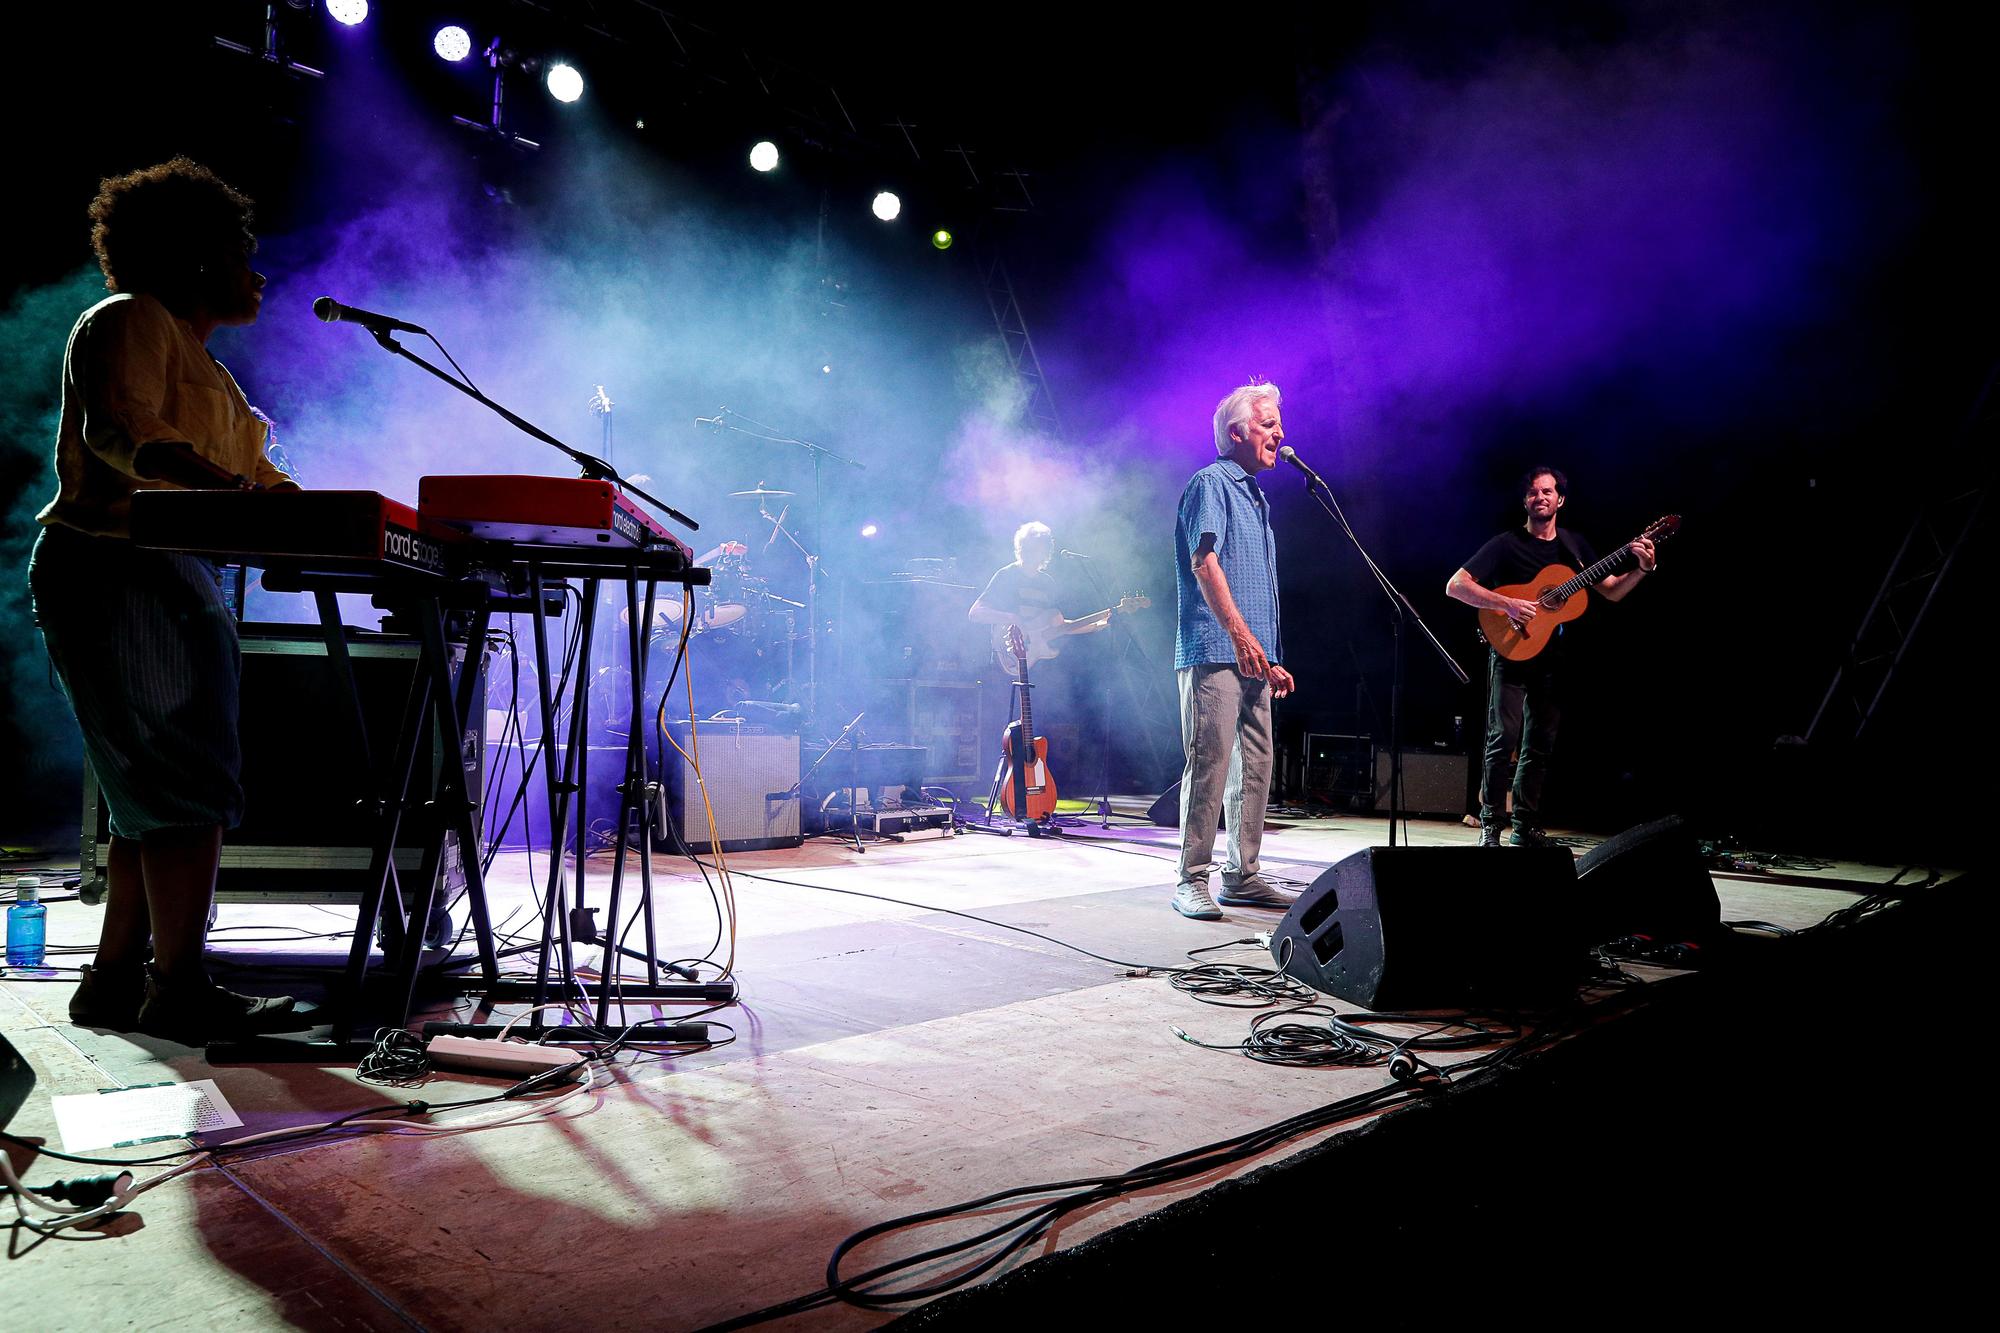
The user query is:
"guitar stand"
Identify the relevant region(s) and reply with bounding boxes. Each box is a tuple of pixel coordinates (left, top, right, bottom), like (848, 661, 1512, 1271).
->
(977, 681, 1057, 837)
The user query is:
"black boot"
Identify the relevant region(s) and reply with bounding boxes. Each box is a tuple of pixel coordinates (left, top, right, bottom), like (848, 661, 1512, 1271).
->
(136, 964, 299, 1046)
(69, 962, 149, 1031)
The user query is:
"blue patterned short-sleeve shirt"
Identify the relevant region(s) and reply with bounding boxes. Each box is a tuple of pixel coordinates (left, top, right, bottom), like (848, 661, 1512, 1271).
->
(1175, 457, 1281, 670)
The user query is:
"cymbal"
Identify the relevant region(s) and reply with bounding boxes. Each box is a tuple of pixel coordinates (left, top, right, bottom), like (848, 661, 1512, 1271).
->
(867, 576, 975, 590)
(729, 487, 794, 498)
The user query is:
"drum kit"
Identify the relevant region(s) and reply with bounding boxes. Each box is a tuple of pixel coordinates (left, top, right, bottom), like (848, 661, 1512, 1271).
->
(608, 487, 808, 722)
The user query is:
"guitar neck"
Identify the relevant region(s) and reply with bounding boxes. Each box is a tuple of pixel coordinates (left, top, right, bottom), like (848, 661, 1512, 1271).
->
(1551, 545, 1636, 599)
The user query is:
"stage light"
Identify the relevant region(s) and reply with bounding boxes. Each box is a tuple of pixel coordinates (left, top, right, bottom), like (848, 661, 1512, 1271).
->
(326, 0, 369, 26)
(749, 141, 780, 173)
(546, 62, 584, 103)
(931, 228, 954, 250)
(860, 524, 879, 538)
(872, 191, 902, 222)
(821, 364, 833, 375)
(433, 26, 472, 62)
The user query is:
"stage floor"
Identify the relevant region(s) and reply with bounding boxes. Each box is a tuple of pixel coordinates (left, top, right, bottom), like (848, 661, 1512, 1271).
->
(0, 808, 1941, 1329)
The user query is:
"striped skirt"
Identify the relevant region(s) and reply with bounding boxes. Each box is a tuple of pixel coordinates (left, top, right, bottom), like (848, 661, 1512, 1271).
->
(29, 523, 244, 837)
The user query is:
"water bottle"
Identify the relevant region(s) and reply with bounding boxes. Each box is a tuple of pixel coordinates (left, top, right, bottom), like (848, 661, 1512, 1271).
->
(7, 877, 47, 967)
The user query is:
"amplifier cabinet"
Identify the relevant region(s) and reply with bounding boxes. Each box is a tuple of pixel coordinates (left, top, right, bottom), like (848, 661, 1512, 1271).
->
(657, 721, 802, 853)
(1372, 749, 1473, 818)
(81, 627, 485, 904)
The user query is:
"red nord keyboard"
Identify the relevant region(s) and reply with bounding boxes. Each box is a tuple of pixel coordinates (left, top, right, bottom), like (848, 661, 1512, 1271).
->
(418, 475, 691, 563)
(130, 489, 464, 576)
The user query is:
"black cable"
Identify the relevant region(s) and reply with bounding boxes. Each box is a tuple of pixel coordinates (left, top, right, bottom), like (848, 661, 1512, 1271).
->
(700, 1078, 1432, 1329)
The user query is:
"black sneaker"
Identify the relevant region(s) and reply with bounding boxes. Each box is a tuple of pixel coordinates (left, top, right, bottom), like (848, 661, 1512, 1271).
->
(137, 965, 300, 1047)
(1509, 826, 1556, 848)
(69, 963, 148, 1031)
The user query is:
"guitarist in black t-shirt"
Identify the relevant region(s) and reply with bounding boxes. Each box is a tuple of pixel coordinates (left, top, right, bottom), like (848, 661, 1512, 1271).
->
(1445, 466, 1658, 847)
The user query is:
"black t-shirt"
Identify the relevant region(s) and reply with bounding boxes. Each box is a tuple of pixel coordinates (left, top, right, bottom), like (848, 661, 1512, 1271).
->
(1461, 527, 1600, 592)
(1462, 527, 1603, 660)
(975, 563, 1061, 619)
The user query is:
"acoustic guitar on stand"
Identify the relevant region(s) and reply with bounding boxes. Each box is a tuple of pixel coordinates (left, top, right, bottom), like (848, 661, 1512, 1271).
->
(1477, 514, 1681, 662)
(997, 624, 1058, 821)
(991, 594, 1151, 680)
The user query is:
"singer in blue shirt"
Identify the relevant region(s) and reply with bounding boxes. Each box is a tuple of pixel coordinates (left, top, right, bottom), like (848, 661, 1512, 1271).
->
(1170, 382, 1299, 920)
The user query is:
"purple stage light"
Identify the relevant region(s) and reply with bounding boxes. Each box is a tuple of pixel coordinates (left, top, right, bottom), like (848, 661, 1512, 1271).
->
(433, 26, 472, 63)
(859, 524, 879, 538)
(326, 0, 369, 27)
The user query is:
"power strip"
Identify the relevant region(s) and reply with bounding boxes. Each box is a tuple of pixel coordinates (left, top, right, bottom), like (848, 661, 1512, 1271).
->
(427, 1036, 586, 1080)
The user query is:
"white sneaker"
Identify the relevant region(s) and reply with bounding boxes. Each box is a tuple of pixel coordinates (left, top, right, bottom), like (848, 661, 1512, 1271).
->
(1171, 881, 1223, 920)
(1218, 878, 1293, 909)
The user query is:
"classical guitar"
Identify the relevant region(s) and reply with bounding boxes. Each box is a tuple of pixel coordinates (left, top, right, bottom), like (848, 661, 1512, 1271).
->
(997, 624, 1058, 821)
(992, 593, 1151, 680)
(1476, 514, 1681, 662)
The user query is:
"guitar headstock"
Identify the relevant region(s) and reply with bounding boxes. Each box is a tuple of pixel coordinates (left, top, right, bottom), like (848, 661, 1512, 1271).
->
(1117, 593, 1153, 613)
(1642, 514, 1682, 544)
(1004, 623, 1027, 663)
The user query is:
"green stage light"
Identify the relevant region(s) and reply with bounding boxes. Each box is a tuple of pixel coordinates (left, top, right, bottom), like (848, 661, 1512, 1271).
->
(931, 229, 954, 250)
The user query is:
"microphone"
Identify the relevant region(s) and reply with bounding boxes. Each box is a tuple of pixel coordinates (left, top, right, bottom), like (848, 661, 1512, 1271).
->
(312, 297, 425, 335)
(1277, 445, 1326, 490)
(1059, 548, 1091, 560)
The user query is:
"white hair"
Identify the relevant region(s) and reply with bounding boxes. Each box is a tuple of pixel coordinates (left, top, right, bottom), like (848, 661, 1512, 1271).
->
(1213, 382, 1282, 456)
(1013, 521, 1053, 566)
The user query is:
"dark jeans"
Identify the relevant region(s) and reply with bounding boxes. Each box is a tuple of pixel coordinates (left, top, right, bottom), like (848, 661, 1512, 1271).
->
(1479, 649, 1563, 831)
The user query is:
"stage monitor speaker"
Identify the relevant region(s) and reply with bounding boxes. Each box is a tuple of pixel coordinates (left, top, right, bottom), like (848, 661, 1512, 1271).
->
(1270, 846, 1586, 1009)
(1575, 814, 1720, 945)
(0, 1032, 30, 1132)
(658, 721, 802, 853)
(1145, 779, 1225, 830)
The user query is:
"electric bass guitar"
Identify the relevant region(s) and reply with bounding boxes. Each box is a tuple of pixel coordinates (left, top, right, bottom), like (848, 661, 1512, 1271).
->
(1476, 514, 1680, 662)
(996, 624, 1059, 821)
(992, 594, 1151, 680)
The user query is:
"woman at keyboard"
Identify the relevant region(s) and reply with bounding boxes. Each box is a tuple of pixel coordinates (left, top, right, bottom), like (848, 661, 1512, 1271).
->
(29, 158, 301, 1046)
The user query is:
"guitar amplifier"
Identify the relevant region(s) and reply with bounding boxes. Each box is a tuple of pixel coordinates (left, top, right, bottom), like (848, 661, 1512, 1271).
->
(1373, 749, 1475, 818)
(656, 720, 801, 853)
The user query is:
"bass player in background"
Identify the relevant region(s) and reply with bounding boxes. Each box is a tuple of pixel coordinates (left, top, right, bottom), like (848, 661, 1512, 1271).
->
(968, 521, 1104, 787)
(1445, 465, 1657, 848)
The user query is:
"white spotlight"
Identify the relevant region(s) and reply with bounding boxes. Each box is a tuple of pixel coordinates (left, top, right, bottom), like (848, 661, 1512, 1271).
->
(433, 26, 472, 62)
(871, 191, 902, 222)
(749, 141, 780, 173)
(326, 0, 369, 26)
(546, 63, 584, 103)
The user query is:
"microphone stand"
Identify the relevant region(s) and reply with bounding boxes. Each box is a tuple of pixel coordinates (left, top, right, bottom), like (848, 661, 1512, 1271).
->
(1284, 463, 1468, 847)
(1062, 551, 1167, 827)
(368, 330, 698, 533)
